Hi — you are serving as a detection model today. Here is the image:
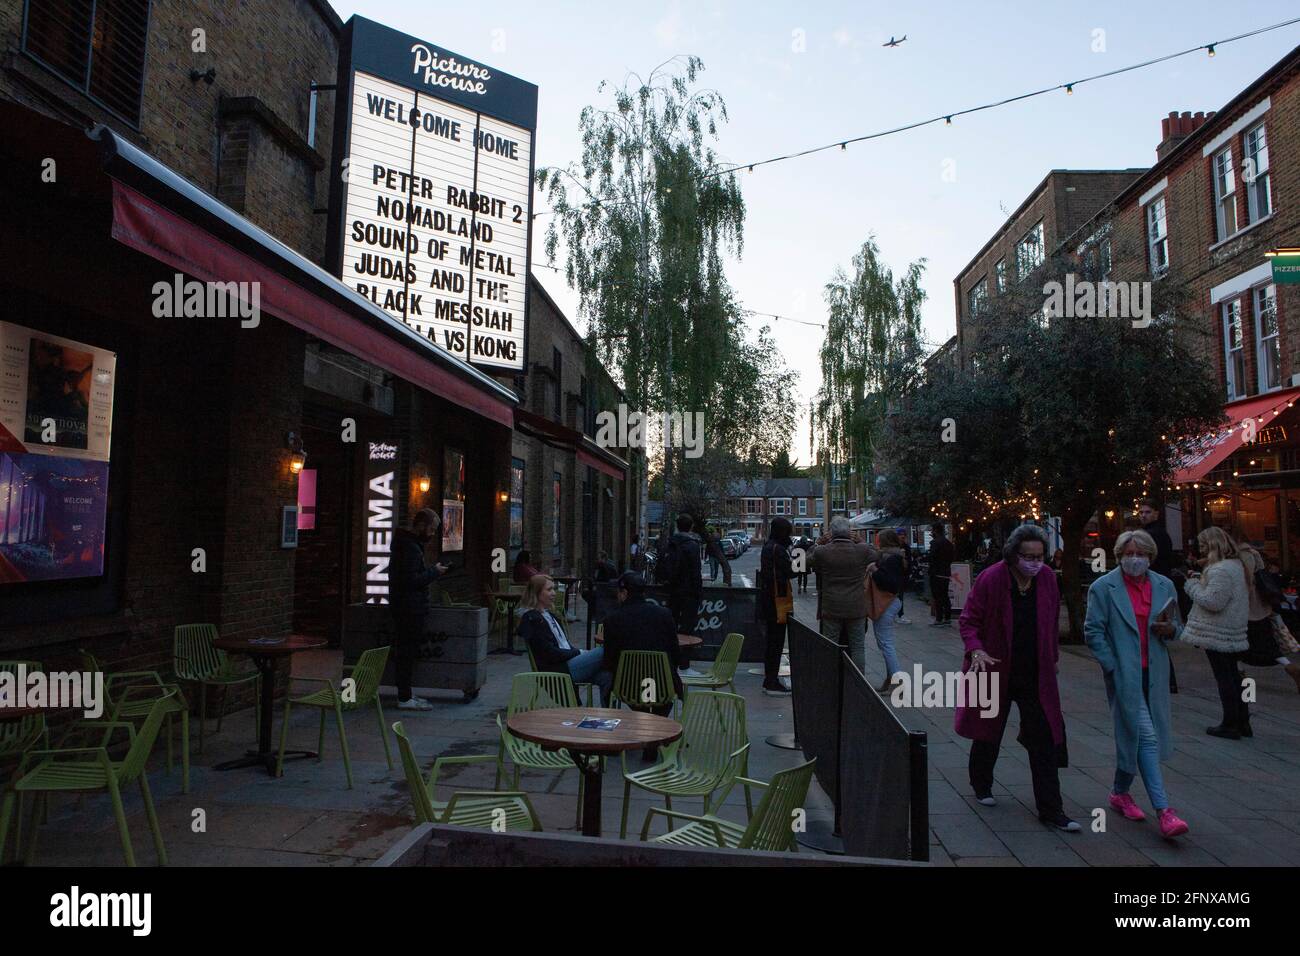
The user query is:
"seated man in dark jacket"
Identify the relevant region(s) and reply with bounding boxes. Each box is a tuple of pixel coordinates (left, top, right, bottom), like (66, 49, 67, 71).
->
(602, 571, 684, 702)
(519, 574, 611, 705)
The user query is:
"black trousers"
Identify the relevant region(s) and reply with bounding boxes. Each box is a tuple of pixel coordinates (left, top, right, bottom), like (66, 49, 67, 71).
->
(764, 619, 787, 682)
(1205, 649, 1249, 729)
(968, 681, 1063, 817)
(929, 574, 952, 622)
(669, 592, 700, 667)
(392, 610, 424, 701)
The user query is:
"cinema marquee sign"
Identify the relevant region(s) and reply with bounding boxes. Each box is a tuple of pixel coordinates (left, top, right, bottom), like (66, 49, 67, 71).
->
(328, 16, 538, 372)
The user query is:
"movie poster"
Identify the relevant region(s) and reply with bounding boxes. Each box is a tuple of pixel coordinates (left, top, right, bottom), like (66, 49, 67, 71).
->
(0, 322, 116, 461)
(0, 452, 109, 584)
(442, 447, 465, 553)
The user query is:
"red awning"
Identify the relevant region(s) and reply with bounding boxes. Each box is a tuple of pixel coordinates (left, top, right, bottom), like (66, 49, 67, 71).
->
(108, 180, 515, 428)
(514, 407, 627, 479)
(1172, 387, 1300, 484)
(577, 446, 625, 481)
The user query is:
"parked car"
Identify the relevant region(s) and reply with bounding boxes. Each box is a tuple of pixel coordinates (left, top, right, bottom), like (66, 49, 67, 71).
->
(719, 537, 739, 559)
(725, 531, 748, 553)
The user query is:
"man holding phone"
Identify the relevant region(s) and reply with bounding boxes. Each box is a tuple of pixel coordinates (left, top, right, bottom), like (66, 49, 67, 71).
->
(390, 508, 448, 711)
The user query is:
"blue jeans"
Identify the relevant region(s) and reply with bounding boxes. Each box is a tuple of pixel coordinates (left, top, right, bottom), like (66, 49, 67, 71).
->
(567, 648, 612, 704)
(821, 617, 868, 674)
(1113, 689, 1168, 811)
(870, 598, 903, 677)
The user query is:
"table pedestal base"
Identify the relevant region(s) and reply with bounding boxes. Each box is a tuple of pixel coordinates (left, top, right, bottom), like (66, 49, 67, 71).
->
(214, 749, 317, 774)
(796, 817, 845, 854)
(765, 733, 799, 750)
(571, 752, 604, 837)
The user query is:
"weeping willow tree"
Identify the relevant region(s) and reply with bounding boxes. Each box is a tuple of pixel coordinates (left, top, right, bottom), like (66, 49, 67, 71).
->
(811, 237, 927, 512)
(539, 56, 779, 534)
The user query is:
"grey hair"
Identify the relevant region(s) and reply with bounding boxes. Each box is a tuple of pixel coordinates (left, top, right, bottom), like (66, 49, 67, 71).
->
(1002, 524, 1051, 562)
(830, 516, 852, 536)
(1113, 529, 1157, 561)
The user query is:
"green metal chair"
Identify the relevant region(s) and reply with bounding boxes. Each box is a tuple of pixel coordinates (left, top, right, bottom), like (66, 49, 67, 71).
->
(80, 650, 191, 794)
(0, 690, 178, 867)
(274, 646, 393, 789)
(619, 689, 753, 838)
(639, 758, 817, 852)
(0, 661, 50, 861)
(172, 624, 260, 754)
(682, 632, 745, 694)
(393, 722, 541, 831)
(495, 671, 590, 829)
(609, 649, 678, 715)
(524, 644, 596, 707)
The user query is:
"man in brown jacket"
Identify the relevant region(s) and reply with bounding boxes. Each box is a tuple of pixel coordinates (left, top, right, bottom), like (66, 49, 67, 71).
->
(810, 516, 878, 673)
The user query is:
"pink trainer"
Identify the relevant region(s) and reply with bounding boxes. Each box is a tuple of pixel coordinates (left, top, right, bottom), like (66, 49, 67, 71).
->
(1158, 808, 1189, 838)
(1109, 792, 1146, 822)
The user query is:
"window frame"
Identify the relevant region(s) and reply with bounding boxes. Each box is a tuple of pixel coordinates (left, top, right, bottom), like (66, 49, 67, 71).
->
(20, 0, 153, 129)
(1016, 221, 1045, 280)
(1146, 195, 1169, 277)
(1254, 283, 1281, 394)
(1244, 122, 1272, 225)
(995, 258, 1007, 293)
(1212, 145, 1239, 242)
(1222, 298, 1246, 401)
(967, 276, 988, 317)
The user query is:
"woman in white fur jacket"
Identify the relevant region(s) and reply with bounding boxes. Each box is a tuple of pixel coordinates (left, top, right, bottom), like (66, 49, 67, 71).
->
(1180, 526, 1251, 739)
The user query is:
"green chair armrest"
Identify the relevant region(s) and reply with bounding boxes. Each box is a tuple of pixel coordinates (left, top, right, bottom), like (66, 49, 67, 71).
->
(430, 753, 497, 790)
(734, 775, 768, 789)
(639, 806, 725, 845)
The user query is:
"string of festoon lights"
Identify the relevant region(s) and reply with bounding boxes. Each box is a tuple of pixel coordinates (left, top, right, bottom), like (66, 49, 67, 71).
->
(1167, 393, 1298, 493)
(532, 16, 1300, 220)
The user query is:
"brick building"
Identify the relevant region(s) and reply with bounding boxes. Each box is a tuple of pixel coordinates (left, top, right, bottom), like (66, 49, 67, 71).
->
(502, 275, 638, 578)
(954, 169, 1146, 365)
(1066, 45, 1300, 567)
(726, 478, 825, 541)
(0, 2, 526, 700)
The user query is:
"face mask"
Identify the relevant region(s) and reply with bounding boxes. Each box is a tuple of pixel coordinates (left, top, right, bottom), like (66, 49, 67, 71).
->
(1017, 557, 1043, 577)
(1121, 556, 1150, 577)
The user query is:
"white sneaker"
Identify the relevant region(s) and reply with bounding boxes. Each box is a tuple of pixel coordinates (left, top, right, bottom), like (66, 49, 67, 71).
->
(897, 616, 912, 625)
(397, 696, 434, 711)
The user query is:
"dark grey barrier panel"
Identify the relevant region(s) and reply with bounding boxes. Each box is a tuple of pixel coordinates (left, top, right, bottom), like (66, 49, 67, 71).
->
(787, 618, 842, 814)
(839, 658, 928, 861)
(374, 823, 922, 867)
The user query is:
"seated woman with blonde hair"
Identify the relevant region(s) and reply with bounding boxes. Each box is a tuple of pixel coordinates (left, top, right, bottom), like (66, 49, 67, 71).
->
(517, 574, 611, 704)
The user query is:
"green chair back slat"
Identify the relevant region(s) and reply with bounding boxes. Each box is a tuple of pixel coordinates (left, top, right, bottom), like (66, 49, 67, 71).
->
(610, 650, 677, 711)
(740, 759, 817, 851)
(0, 661, 46, 758)
(508, 671, 579, 715)
(346, 646, 390, 710)
(393, 721, 438, 823)
(118, 690, 180, 783)
(173, 624, 230, 681)
(677, 690, 747, 779)
(710, 632, 744, 684)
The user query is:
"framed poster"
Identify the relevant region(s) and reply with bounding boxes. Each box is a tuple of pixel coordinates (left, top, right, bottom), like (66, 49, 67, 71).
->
(281, 506, 299, 548)
(327, 16, 538, 372)
(0, 452, 109, 584)
(0, 321, 116, 461)
(949, 562, 972, 612)
(509, 456, 524, 551)
(442, 447, 465, 552)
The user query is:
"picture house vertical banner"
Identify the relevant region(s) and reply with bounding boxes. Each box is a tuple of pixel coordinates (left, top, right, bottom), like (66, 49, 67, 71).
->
(364, 439, 399, 605)
(327, 16, 539, 373)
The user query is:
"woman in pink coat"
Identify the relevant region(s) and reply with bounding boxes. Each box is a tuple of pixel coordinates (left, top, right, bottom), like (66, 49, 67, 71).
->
(955, 524, 1078, 832)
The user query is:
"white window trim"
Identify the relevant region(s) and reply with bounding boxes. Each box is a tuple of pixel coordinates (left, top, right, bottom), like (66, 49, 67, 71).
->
(1202, 97, 1271, 157)
(1211, 262, 1273, 304)
(1138, 177, 1168, 208)
(1147, 197, 1169, 276)
(1255, 284, 1280, 394)
(1213, 146, 1238, 242)
(1222, 299, 1246, 401)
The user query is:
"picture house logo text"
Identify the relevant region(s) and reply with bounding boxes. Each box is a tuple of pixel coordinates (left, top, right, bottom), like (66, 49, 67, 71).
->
(410, 44, 491, 95)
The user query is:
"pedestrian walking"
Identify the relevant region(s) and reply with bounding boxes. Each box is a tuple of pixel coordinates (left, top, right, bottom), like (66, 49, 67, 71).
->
(867, 529, 908, 691)
(1179, 527, 1251, 740)
(928, 522, 956, 627)
(758, 517, 795, 695)
(956, 524, 1078, 832)
(810, 516, 877, 672)
(697, 519, 732, 586)
(390, 508, 447, 711)
(1235, 536, 1300, 695)
(796, 536, 813, 593)
(657, 514, 704, 672)
(1083, 530, 1189, 839)
(895, 529, 913, 624)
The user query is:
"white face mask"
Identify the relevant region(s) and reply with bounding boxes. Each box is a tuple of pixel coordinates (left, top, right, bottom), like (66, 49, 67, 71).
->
(1121, 556, 1150, 577)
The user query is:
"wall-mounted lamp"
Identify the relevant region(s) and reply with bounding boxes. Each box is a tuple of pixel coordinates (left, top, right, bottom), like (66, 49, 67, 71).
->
(286, 431, 307, 474)
(498, 490, 510, 504)
(413, 464, 431, 494)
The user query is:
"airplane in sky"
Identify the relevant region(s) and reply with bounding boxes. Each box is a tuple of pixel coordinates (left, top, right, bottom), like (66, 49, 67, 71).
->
(883, 35, 907, 48)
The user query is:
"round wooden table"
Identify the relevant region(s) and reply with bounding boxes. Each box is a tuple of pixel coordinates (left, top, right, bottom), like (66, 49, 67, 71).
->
(507, 707, 682, 837)
(212, 634, 327, 774)
(486, 590, 524, 655)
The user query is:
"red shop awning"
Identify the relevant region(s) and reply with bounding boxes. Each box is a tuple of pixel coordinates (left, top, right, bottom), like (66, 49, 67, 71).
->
(577, 445, 625, 481)
(514, 407, 627, 480)
(1172, 387, 1300, 485)
(98, 129, 515, 429)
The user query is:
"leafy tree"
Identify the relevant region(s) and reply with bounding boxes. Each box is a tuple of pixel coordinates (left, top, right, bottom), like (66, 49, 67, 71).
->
(877, 233, 1223, 639)
(539, 57, 779, 537)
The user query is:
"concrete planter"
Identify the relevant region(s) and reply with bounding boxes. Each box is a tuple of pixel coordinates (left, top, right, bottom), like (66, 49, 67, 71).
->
(343, 603, 488, 701)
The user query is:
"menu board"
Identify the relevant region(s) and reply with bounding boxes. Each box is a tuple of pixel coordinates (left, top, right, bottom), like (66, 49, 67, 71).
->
(330, 17, 537, 372)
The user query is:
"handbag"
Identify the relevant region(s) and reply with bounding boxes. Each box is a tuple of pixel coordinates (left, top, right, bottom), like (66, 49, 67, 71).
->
(865, 574, 897, 622)
(774, 582, 794, 624)
(1273, 614, 1300, 656)
(1243, 616, 1282, 667)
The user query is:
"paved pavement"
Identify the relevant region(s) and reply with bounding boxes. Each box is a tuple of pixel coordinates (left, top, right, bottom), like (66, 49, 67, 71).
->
(13, 543, 1297, 867)
(788, 576, 1300, 867)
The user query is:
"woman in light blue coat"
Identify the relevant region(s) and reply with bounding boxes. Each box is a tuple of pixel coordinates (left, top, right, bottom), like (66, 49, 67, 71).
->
(1084, 529, 1189, 839)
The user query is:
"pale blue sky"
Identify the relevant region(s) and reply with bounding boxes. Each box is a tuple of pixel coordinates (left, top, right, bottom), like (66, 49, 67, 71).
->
(330, 0, 1300, 463)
